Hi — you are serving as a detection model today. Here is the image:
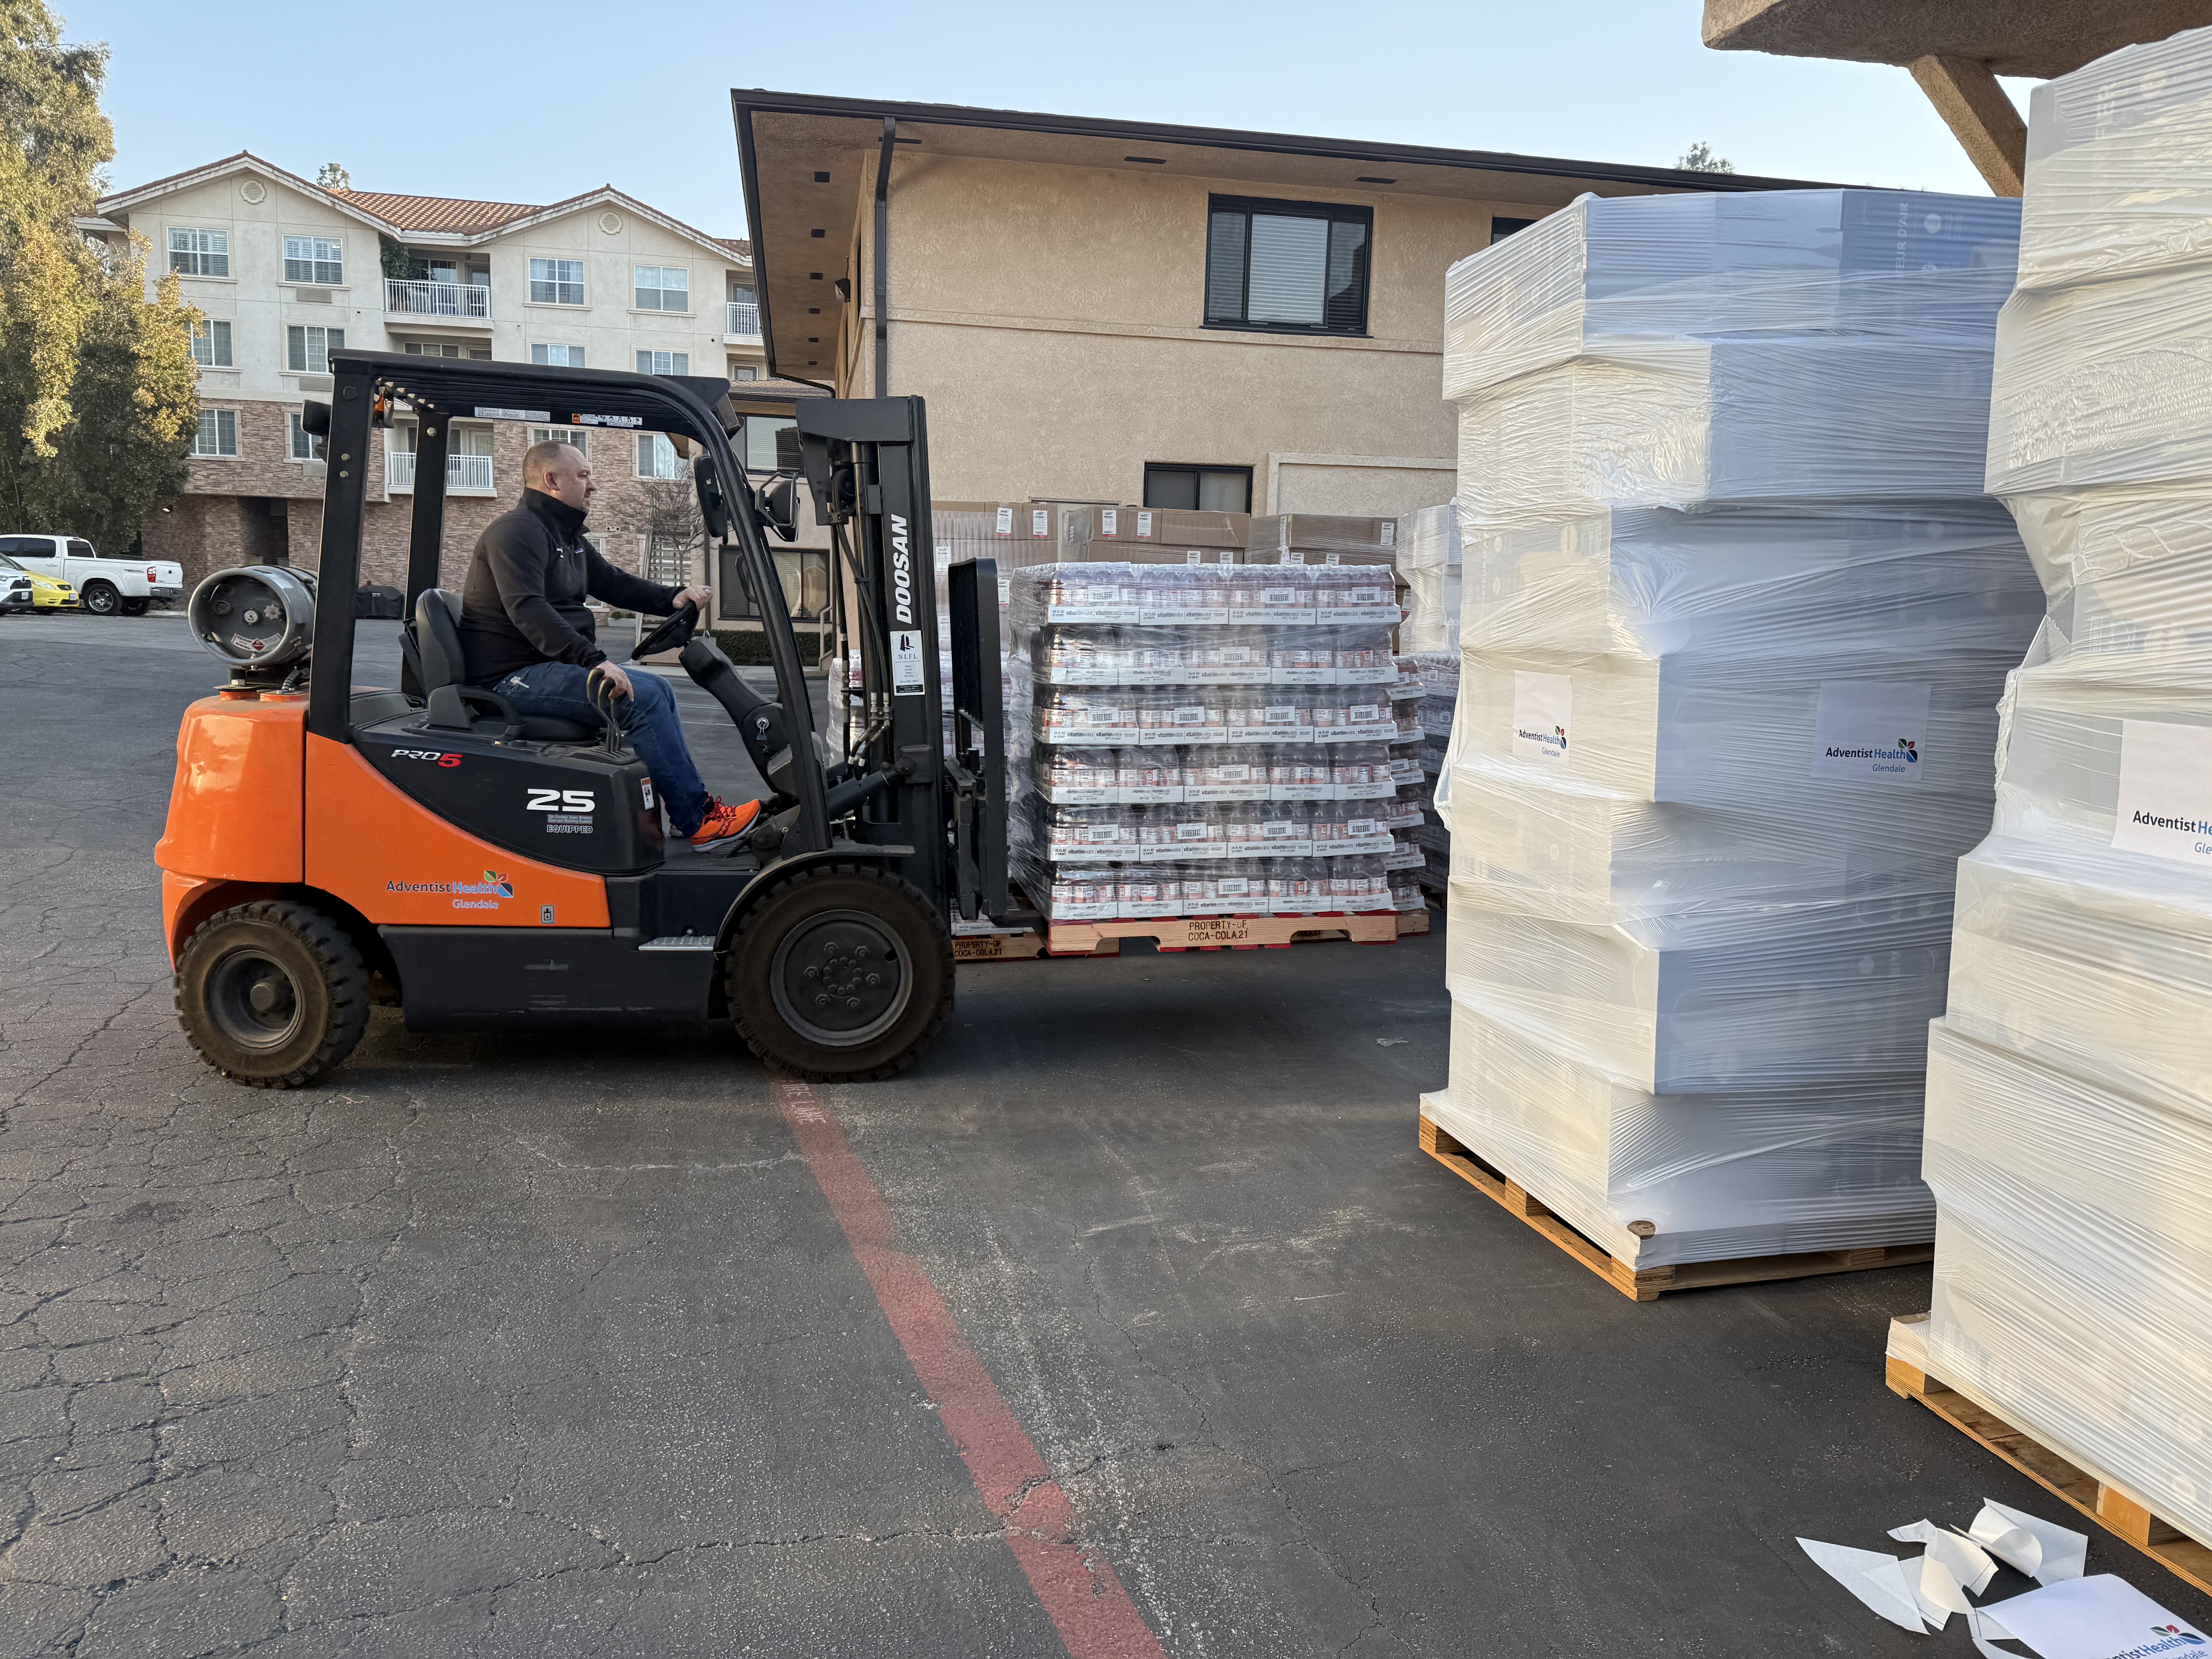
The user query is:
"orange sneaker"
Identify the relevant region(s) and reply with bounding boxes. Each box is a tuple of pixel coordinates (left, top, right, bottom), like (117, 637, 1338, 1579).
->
(689, 795, 761, 851)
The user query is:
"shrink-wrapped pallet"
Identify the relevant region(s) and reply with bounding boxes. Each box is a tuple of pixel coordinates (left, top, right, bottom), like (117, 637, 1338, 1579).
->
(1918, 27, 2212, 1528)
(1431, 186, 2038, 1269)
(1396, 504, 1461, 654)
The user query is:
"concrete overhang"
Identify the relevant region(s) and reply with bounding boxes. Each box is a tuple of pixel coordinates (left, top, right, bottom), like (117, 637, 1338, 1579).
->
(730, 89, 1839, 384)
(1703, 1, 2212, 193)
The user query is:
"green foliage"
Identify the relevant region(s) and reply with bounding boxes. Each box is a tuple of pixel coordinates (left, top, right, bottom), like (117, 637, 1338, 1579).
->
(379, 234, 425, 281)
(314, 161, 349, 191)
(0, 0, 196, 543)
(1678, 141, 1737, 175)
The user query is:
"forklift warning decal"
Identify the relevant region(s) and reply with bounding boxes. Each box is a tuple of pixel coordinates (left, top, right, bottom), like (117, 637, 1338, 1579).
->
(891, 630, 926, 697)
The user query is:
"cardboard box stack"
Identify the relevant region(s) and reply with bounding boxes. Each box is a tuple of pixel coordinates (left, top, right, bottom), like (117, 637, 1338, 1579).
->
(1920, 26, 2212, 1544)
(1003, 556, 1419, 923)
(1429, 188, 2044, 1268)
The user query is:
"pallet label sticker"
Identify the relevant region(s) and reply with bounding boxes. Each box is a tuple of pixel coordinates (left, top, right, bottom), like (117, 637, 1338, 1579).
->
(891, 629, 926, 696)
(1809, 680, 1932, 783)
(1511, 672, 1573, 765)
(2112, 720, 2212, 865)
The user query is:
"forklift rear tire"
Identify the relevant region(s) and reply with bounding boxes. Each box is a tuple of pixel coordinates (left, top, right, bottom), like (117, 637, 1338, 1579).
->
(177, 900, 371, 1088)
(727, 862, 953, 1082)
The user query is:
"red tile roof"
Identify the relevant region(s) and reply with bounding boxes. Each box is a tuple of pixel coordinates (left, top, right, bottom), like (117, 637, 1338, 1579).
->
(339, 191, 542, 234)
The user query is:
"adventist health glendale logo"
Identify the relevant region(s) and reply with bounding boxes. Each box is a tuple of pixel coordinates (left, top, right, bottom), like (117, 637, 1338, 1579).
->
(1809, 682, 1932, 785)
(386, 870, 514, 910)
(2118, 1627, 2207, 1657)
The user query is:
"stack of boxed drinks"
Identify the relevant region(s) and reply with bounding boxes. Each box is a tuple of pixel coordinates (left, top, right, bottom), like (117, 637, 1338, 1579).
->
(1005, 556, 1415, 921)
(1918, 26, 2212, 1545)
(1429, 187, 2045, 1268)
(1393, 503, 1463, 894)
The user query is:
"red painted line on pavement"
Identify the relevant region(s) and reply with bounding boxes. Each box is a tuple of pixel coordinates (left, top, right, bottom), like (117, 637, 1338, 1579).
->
(773, 1079, 1166, 1659)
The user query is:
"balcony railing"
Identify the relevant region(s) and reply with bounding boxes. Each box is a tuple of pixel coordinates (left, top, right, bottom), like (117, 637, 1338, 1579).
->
(726, 299, 760, 337)
(388, 451, 495, 492)
(385, 278, 491, 320)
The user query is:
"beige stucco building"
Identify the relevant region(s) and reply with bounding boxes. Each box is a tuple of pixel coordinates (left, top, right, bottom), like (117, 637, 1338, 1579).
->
(82, 154, 786, 596)
(733, 94, 1825, 519)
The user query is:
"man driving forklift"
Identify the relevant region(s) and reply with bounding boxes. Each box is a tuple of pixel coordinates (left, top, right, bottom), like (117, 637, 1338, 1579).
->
(463, 438, 759, 849)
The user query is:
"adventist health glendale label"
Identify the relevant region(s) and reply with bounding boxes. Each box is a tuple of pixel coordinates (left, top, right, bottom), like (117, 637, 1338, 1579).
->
(1810, 680, 1930, 783)
(1511, 672, 1571, 765)
(2113, 719, 2212, 865)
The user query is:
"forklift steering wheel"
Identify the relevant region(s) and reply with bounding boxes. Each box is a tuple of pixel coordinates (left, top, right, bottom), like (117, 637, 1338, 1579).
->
(631, 600, 701, 662)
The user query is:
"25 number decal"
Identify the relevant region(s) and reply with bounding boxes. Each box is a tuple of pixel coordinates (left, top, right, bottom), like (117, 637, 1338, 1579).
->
(525, 788, 596, 813)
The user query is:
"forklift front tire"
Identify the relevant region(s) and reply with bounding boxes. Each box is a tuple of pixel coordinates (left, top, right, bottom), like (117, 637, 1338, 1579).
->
(177, 900, 371, 1088)
(727, 862, 953, 1082)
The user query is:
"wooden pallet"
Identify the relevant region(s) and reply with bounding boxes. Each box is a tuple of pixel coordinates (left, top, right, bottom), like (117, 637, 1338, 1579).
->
(1046, 908, 1405, 957)
(1418, 1114, 1933, 1302)
(1885, 1314, 2212, 1599)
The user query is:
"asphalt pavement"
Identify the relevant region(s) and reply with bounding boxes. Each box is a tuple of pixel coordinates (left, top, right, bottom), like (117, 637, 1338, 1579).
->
(3, 611, 2205, 1656)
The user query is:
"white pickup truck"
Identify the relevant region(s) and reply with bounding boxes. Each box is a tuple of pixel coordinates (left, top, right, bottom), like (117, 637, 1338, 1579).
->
(0, 535, 184, 615)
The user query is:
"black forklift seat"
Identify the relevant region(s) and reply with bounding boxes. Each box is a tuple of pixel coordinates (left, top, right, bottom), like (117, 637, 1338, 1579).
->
(414, 590, 599, 742)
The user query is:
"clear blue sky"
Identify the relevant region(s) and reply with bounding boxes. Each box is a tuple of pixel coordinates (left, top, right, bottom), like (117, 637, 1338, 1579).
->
(66, 0, 2021, 233)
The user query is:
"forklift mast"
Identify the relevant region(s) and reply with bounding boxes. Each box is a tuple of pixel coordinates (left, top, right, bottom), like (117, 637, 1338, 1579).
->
(787, 397, 1006, 924)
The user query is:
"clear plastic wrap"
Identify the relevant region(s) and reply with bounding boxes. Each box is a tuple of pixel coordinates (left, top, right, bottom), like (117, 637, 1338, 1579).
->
(1434, 186, 2029, 1255)
(1918, 27, 2212, 1537)
(1923, 1022, 2212, 1545)
(1396, 503, 1462, 654)
(1429, 1004, 1936, 1270)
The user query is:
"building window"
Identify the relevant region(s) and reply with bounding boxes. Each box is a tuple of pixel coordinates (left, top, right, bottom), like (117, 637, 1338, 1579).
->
(1143, 462, 1252, 512)
(636, 433, 686, 479)
(636, 350, 689, 376)
(732, 364, 759, 381)
(168, 228, 229, 278)
(726, 549, 830, 620)
(1490, 215, 1539, 244)
(288, 413, 325, 461)
(286, 325, 344, 374)
(283, 235, 344, 285)
(187, 319, 232, 367)
(529, 426, 587, 454)
(468, 348, 491, 361)
(531, 343, 586, 367)
(405, 342, 462, 358)
(529, 258, 584, 305)
(191, 409, 237, 457)
(1203, 196, 1370, 335)
(634, 264, 689, 311)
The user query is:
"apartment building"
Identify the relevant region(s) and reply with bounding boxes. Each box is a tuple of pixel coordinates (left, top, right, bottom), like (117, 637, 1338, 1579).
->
(83, 153, 805, 601)
(734, 94, 1826, 517)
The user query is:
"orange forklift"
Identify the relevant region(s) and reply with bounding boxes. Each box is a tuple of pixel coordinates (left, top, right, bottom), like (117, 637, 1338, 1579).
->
(156, 352, 1005, 1086)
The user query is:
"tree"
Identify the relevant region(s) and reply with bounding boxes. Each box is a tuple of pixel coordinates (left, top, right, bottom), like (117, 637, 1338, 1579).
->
(637, 470, 702, 589)
(0, 0, 196, 546)
(315, 161, 349, 191)
(1678, 141, 1737, 174)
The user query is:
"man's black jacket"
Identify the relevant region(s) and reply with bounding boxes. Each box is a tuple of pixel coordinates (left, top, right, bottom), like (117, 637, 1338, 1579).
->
(459, 488, 680, 685)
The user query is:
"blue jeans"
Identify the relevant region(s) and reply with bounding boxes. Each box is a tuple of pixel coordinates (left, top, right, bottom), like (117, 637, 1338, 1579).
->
(492, 661, 712, 836)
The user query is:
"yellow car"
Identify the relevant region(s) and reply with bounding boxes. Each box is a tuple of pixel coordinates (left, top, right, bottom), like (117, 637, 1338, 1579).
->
(0, 552, 75, 613)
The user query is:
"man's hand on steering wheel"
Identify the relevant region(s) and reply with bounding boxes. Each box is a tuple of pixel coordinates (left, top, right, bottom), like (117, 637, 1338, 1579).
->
(672, 585, 711, 614)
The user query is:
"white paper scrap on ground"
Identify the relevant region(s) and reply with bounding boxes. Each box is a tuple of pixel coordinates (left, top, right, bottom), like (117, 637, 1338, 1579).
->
(1971, 1500, 2089, 1584)
(1797, 1538, 1926, 1632)
(1982, 1574, 2206, 1659)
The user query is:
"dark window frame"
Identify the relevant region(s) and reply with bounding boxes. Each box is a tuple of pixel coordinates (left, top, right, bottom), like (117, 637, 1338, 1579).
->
(1142, 462, 1254, 513)
(1203, 194, 1372, 338)
(1489, 215, 1540, 245)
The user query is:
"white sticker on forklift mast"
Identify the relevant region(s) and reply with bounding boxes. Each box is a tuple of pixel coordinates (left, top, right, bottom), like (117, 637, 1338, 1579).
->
(891, 629, 926, 697)
(1511, 672, 1571, 766)
(1809, 681, 1930, 783)
(1031, 508, 1049, 538)
(994, 507, 1013, 535)
(2113, 720, 2212, 864)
